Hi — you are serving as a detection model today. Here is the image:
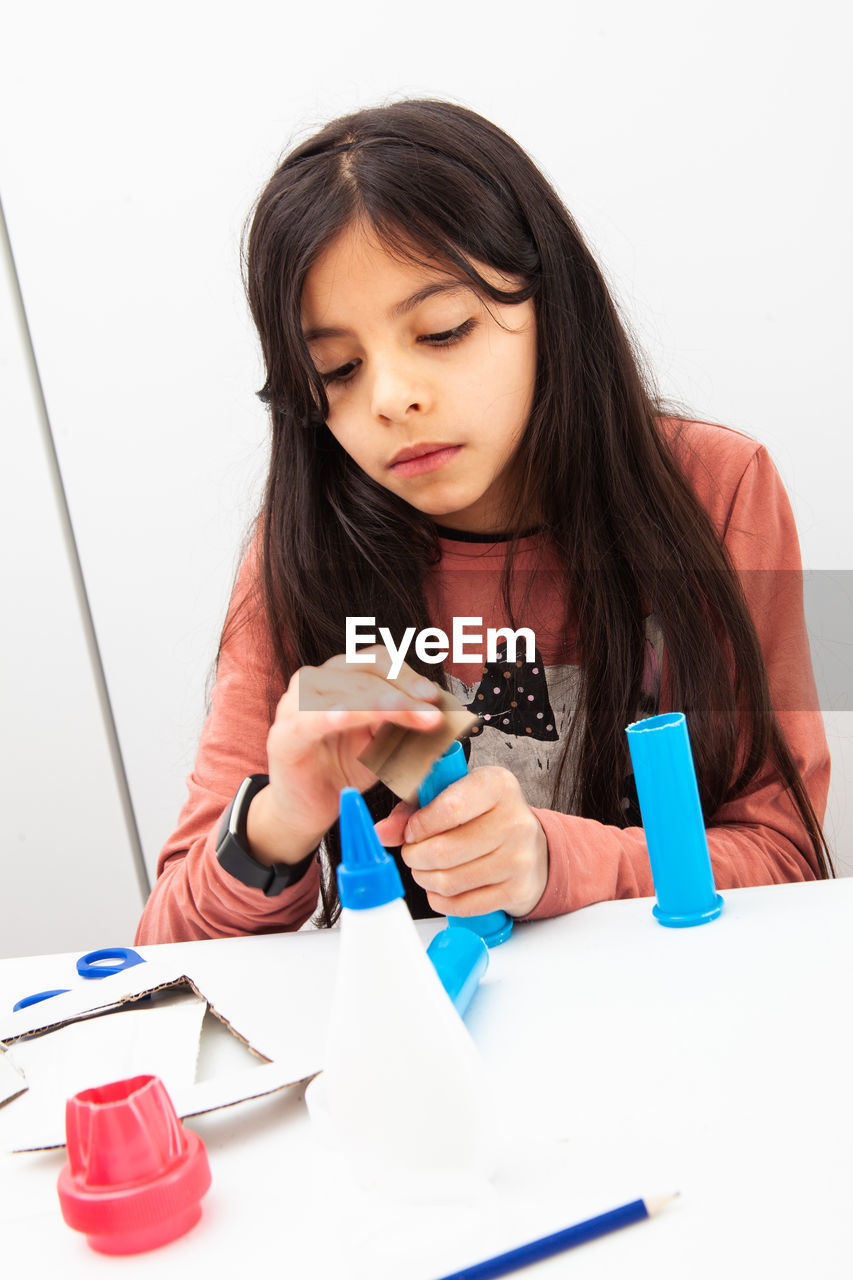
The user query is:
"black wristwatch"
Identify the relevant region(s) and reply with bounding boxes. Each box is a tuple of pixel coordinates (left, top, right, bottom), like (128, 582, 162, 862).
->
(216, 774, 317, 896)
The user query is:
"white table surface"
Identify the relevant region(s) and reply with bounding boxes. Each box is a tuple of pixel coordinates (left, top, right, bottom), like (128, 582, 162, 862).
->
(1, 879, 851, 1278)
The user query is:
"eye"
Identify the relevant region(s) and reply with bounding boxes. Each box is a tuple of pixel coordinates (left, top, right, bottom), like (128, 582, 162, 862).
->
(317, 317, 477, 386)
(418, 317, 478, 347)
(320, 359, 361, 386)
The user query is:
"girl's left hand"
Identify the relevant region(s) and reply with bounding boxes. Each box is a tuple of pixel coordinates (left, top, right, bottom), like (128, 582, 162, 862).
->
(373, 766, 549, 918)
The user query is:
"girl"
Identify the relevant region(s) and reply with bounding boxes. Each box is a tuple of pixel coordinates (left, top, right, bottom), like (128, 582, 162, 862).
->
(136, 99, 831, 945)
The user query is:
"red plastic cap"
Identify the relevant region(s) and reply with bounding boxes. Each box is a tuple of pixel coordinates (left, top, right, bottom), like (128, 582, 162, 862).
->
(57, 1074, 211, 1255)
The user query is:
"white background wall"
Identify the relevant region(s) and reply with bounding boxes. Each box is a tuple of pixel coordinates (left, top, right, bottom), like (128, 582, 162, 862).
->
(1, 0, 851, 958)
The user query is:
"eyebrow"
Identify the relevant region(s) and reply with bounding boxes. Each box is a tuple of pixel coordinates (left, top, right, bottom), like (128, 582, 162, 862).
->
(302, 281, 470, 343)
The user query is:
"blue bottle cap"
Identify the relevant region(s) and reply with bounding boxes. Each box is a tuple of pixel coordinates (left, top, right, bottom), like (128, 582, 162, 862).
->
(625, 711, 723, 928)
(337, 788, 404, 910)
(447, 911, 514, 947)
(426, 927, 489, 1017)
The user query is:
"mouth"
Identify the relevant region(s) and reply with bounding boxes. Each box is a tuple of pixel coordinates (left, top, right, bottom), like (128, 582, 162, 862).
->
(390, 442, 457, 466)
(389, 443, 463, 478)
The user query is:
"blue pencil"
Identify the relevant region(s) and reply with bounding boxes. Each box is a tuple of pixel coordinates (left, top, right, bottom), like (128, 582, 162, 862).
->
(434, 1195, 676, 1280)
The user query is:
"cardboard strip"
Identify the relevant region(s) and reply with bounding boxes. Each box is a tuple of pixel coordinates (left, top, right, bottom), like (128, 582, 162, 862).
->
(358, 670, 480, 804)
(0, 1046, 27, 1107)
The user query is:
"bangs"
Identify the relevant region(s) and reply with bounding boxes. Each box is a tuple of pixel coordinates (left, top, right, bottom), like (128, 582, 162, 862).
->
(360, 211, 536, 311)
(249, 132, 540, 420)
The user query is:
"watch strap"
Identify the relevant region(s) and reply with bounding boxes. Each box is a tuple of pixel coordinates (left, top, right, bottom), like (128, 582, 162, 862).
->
(216, 775, 317, 896)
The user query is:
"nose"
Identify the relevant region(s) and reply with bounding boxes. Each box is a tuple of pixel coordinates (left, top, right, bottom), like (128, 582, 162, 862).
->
(369, 355, 431, 423)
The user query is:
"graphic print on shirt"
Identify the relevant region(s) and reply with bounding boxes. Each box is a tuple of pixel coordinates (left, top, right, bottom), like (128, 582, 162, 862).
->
(468, 642, 558, 741)
(445, 617, 664, 816)
(446, 638, 577, 810)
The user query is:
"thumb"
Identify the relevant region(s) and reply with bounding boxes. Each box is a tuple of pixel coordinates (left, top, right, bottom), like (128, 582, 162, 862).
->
(374, 800, 418, 846)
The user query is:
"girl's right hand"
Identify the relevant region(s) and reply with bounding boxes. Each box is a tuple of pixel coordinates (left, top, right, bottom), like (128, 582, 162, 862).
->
(244, 646, 443, 866)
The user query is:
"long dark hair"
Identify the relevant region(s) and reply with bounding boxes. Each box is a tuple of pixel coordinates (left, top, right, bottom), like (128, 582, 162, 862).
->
(235, 98, 831, 923)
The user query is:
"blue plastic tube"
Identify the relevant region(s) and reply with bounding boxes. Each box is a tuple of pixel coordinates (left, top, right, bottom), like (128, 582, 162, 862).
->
(625, 712, 723, 927)
(426, 927, 489, 1017)
(417, 742, 513, 947)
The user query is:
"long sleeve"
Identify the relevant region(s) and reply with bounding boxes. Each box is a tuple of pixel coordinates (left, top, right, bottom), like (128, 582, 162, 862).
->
(523, 433, 830, 920)
(135, 554, 320, 944)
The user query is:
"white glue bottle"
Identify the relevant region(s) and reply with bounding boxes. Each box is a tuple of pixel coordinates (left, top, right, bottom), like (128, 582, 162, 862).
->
(305, 787, 494, 1201)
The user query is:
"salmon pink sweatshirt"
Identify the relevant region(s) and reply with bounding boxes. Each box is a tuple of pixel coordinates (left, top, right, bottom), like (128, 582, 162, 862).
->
(136, 420, 830, 943)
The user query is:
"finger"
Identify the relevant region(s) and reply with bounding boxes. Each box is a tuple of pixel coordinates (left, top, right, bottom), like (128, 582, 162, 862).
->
(297, 669, 441, 717)
(280, 669, 442, 728)
(320, 648, 441, 704)
(374, 801, 417, 847)
(323, 704, 442, 730)
(409, 847, 506, 900)
(351, 647, 441, 702)
(401, 812, 498, 871)
(425, 883, 511, 918)
(402, 779, 475, 844)
(404, 767, 513, 843)
(321, 644, 398, 679)
(269, 704, 442, 767)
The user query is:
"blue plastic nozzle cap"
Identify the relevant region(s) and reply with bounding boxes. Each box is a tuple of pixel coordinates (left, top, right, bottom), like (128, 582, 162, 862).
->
(417, 742, 514, 947)
(427, 927, 489, 1017)
(625, 711, 724, 928)
(337, 787, 404, 910)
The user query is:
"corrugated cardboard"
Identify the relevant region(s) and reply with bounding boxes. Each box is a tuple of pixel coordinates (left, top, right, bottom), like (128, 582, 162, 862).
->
(0, 1046, 26, 1107)
(0, 958, 316, 1152)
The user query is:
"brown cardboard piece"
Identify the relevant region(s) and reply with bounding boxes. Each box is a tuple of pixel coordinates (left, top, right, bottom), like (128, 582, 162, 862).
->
(357, 669, 480, 804)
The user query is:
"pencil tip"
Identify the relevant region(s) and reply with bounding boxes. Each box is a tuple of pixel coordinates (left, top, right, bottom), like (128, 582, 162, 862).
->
(645, 1193, 680, 1216)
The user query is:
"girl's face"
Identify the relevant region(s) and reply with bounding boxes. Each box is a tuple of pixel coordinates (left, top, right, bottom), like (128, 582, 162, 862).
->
(301, 222, 537, 534)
